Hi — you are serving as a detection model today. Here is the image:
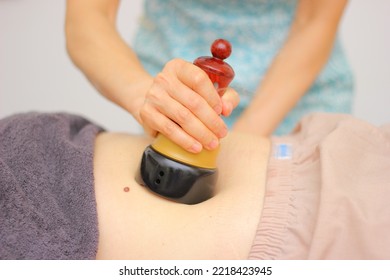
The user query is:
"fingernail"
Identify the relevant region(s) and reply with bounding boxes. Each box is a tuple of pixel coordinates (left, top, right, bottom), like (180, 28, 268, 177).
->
(190, 142, 202, 153)
(218, 125, 228, 138)
(208, 139, 219, 150)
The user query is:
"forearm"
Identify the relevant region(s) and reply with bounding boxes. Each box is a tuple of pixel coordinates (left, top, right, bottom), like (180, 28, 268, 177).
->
(248, 21, 337, 135)
(65, 0, 152, 116)
(234, 0, 349, 136)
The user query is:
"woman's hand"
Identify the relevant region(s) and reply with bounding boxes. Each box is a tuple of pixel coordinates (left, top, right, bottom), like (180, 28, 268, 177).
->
(137, 58, 239, 153)
(65, 0, 238, 152)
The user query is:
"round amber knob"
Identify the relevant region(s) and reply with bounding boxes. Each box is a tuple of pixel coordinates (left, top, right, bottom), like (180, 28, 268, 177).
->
(193, 38, 235, 96)
(211, 38, 232, 60)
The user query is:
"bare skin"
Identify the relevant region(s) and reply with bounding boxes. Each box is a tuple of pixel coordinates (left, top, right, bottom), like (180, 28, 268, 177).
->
(65, 0, 238, 153)
(93, 131, 270, 259)
(233, 0, 350, 136)
(65, 0, 349, 145)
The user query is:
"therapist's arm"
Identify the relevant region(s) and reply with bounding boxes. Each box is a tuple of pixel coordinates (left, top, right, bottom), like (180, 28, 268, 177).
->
(65, 0, 237, 153)
(65, 0, 151, 122)
(233, 0, 349, 136)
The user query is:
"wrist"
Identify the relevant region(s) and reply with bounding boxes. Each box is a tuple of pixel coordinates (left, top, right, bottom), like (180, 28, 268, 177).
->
(117, 74, 154, 121)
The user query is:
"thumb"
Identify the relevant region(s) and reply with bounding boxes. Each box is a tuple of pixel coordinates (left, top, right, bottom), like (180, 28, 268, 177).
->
(221, 87, 240, 117)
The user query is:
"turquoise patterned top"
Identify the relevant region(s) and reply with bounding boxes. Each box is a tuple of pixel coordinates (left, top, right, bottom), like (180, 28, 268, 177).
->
(133, 0, 354, 135)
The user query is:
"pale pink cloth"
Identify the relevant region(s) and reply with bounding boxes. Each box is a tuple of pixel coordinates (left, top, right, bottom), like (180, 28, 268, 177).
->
(249, 113, 390, 259)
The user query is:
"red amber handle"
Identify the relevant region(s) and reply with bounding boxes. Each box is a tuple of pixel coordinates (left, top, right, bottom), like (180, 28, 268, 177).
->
(193, 39, 235, 97)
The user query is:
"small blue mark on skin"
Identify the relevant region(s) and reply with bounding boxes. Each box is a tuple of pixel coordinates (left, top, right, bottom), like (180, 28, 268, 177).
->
(274, 143, 292, 160)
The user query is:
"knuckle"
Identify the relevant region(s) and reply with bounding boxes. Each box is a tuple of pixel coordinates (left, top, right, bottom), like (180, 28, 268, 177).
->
(165, 58, 185, 71)
(161, 121, 176, 138)
(209, 115, 224, 132)
(192, 70, 208, 86)
(198, 129, 213, 145)
(175, 107, 191, 124)
(153, 72, 169, 88)
(187, 95, 202, 112)
(147, 84, 165, 103)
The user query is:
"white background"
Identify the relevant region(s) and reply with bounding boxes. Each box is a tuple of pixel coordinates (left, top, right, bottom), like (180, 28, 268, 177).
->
(1, 259, 390, 280)
(1, 0, 389, 134)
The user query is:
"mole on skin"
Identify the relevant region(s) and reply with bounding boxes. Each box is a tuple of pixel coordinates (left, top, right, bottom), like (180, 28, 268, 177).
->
(123, 187, 130, 193)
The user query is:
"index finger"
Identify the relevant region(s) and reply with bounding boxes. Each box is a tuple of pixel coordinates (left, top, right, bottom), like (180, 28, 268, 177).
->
(173, 59, 223, 115)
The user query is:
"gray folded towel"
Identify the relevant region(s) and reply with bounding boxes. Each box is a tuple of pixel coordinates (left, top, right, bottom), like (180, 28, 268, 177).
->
(0, 112, 104, 259)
